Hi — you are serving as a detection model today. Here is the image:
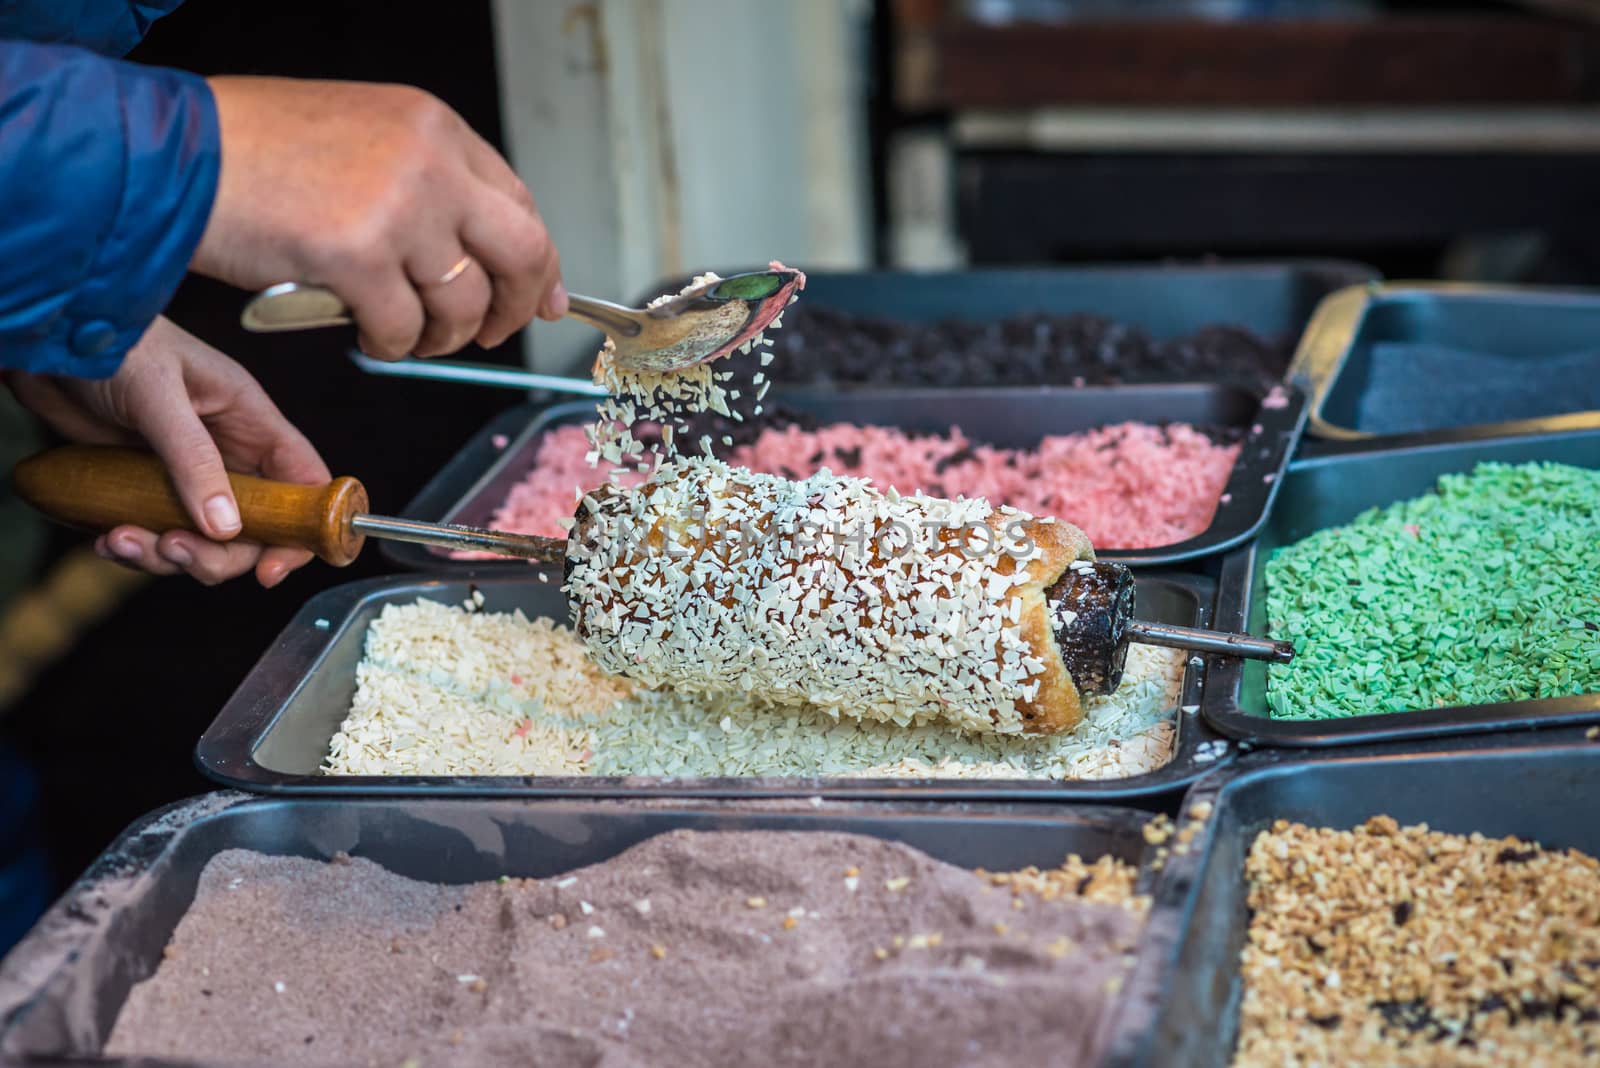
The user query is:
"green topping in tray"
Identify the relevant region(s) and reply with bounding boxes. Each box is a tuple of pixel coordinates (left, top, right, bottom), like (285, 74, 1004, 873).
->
(1265, 461, 1600, 719)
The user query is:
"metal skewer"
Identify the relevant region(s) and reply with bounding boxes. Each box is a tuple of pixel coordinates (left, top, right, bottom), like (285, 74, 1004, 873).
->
(1125, 619, 1294, 663)
(349, 514, 566, 565)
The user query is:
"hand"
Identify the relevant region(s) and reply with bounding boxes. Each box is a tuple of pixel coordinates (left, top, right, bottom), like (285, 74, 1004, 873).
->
(6, 317, 330, 587)
(193, 76, 566, 359)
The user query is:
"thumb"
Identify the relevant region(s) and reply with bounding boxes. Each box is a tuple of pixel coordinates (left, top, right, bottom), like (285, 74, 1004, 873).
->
(122, 360, 243, 543)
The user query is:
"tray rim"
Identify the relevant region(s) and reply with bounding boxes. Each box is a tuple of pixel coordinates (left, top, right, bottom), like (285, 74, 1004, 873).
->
(1290, 279, 1600, 450)
(382, 380, 1308, 572)
(0, 790, 1177, 1068)
(1200, 428, 1600, 747)
(194, 571, 1233, 802)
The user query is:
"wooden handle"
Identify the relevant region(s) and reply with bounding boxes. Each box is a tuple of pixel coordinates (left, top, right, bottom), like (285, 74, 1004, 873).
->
(12, 445, 369, 566)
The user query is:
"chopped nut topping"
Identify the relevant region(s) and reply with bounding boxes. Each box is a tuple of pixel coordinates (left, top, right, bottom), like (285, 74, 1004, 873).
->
(1233, 816, 1600, 1067)
(1142, 815, 1174, 846)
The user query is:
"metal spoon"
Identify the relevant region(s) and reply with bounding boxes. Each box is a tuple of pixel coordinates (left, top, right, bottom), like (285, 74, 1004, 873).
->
(241, 267, 805, 375)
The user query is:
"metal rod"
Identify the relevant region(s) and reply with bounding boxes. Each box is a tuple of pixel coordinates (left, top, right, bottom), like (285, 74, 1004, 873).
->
(348, 351, 609, 396)
(1126, 619, 1295, 663)
(352, 514, 566, 565)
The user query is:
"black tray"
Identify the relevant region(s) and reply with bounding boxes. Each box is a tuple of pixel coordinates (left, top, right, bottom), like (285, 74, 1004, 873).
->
(643, 260, 1377, 350)
(1203, 428, 1600, 747)
(381, 383, 1307, 572)
(0, 793, 1182, 1066)
(1127, 741, 1600, 1067)
(1292, 281, 1600, 453)
(195, 572, 1232, 801)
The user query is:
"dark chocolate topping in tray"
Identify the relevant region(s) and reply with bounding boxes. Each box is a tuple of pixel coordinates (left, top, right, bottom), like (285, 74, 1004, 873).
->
(760, 305, 1292, 393)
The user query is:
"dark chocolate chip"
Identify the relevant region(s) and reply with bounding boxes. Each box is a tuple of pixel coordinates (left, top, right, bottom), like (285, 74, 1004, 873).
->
(1495, 846, 1540, 864)
(1392, 901, 1413, 926)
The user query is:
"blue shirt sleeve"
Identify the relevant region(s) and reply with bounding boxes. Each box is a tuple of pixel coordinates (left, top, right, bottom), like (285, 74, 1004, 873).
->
(0, 1, 188, 58)
(0, 40, 219, 378)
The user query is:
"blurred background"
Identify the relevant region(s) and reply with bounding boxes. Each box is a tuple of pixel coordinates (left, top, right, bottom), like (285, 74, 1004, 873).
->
(5, 0, 1600, 942)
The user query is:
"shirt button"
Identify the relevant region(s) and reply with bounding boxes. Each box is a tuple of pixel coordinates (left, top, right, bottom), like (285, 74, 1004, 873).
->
(70, 320, 118, 357)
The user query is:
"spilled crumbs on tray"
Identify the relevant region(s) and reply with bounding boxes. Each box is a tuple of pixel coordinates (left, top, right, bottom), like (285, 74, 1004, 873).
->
(321, 598, 1186, 781)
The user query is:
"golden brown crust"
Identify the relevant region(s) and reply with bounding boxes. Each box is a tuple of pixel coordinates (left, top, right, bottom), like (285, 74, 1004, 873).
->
(1010, 517, 1094, 733)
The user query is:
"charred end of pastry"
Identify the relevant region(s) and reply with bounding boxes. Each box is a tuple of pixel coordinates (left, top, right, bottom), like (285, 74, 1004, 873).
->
(1045, 560, 1134, 696)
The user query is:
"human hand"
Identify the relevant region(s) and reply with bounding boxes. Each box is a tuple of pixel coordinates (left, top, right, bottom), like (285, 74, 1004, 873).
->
(5, 317, 330, 587)
(192, 76, 566, 360)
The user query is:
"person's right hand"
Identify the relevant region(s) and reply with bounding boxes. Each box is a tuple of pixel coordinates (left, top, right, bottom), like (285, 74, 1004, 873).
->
(192, 76, 566, 360)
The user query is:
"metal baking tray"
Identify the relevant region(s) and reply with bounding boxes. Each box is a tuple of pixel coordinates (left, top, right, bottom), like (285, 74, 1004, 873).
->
(381, 383, 1308, 572)
(1292, 281, 1600, 451)
(1124, 742, 1600, 1067)
(642, 259, 1377, 354)
(195, 572, 1232, 801)
(0, 792, 1184, 1066)
(1202, 428, 1600, 747)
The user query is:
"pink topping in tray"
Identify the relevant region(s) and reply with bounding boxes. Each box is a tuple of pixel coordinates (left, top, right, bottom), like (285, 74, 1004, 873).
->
(467, 421, 1240, 554)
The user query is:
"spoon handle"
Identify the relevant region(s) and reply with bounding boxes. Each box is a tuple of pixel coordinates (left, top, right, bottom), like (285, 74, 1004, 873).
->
(240, 282, 640, 340)
(563, 294, 642, 338)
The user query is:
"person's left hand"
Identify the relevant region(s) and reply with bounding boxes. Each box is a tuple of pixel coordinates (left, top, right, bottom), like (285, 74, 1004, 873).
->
(5, 316, 330, 587)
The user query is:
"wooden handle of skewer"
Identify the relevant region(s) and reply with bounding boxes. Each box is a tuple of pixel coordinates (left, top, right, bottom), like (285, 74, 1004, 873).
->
(12, 445, 369, 566)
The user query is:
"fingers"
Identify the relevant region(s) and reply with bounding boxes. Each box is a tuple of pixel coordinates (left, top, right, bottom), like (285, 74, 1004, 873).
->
(255, 546, 315, 588)
(409, 253, 494, 357)
(121, 327, 244, 544)
(96, 528, 276, 587)
(342, 262, 428, 361)
(157, 530, 271, 586)
(97, 527, 182, 577)
(461, 136, 567, 332)
(460, 184, 565, 347)
(5, 374, 138, 446)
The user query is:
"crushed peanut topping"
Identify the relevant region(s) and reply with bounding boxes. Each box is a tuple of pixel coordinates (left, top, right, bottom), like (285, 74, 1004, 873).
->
(1141, 814, 1174, 846)
(1233, 816, 1600, 1067)
(977, 853, 1147, 914)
